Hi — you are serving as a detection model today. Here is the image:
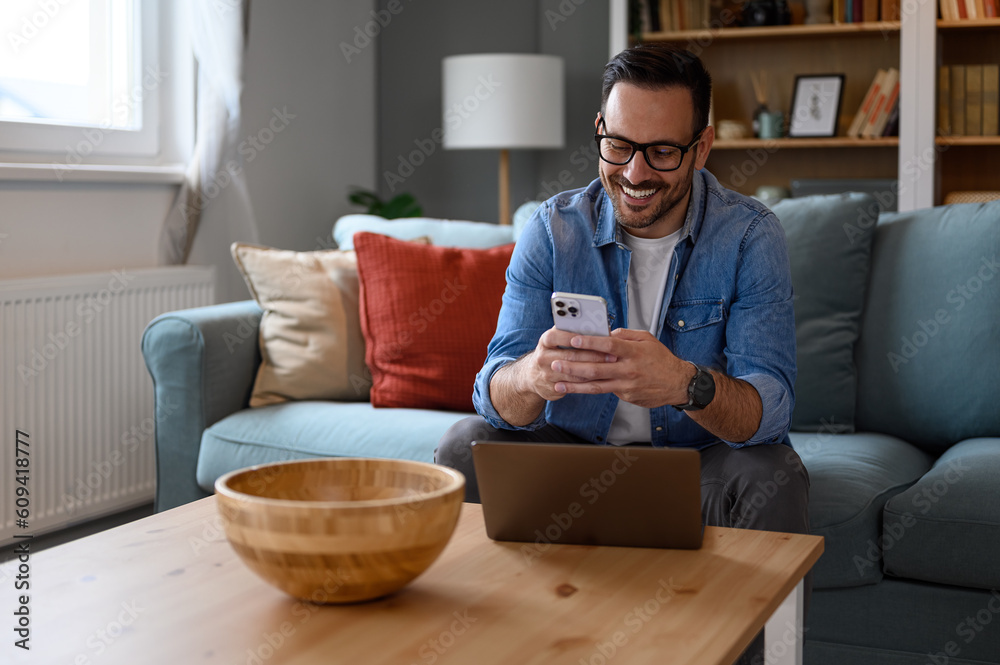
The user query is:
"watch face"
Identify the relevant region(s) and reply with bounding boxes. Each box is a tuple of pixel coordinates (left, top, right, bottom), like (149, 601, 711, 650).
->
(692, 367, 716, 406)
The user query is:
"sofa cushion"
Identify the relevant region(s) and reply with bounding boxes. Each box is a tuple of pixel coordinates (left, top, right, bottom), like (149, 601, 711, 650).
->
(196, 401, 469, 492)
(334, 214, 515, 249)
(855, 200, 1000, 453)
(354, 232, 515, 411)
(805, 579, 1000, 664)
(771, 193, 879, 433)
(882, 437, 1000, 590)
(230, 243, 371, 406)
(790, 431, 932, 589)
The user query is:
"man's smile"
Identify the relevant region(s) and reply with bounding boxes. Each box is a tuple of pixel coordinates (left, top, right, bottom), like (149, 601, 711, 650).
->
(620, 183, 658, 202)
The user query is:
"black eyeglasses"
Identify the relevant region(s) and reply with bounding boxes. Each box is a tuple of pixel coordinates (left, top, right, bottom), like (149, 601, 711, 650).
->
(594, 116, 703, 172)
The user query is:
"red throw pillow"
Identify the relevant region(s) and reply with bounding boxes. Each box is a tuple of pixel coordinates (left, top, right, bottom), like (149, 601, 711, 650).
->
(353, 232, 514, 411)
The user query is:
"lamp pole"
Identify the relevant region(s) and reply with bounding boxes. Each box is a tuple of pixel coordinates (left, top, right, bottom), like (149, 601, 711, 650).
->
(498, 149, 511, 225)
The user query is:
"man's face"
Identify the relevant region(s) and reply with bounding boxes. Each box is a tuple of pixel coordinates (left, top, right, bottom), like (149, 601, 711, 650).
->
(597, 83, 713, 239)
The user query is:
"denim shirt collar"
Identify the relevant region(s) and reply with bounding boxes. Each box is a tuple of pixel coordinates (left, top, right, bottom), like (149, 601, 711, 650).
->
(593, 169, 707, 248)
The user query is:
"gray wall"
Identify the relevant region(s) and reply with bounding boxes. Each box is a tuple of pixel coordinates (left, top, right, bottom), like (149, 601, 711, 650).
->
(189, 0, 378, 302)
(377, 0, 610, 223)
(535, 0, 611, 207)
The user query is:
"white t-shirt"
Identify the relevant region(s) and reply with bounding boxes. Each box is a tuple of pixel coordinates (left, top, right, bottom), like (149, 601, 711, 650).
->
(605, 227, 682, 445)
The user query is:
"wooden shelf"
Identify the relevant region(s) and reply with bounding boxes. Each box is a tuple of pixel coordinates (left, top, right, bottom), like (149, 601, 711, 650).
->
(714, 137, 899, 149)
(640, 22, 901, 42)
(937, 18, 1000, 30)
(936, 136, 1000, 146)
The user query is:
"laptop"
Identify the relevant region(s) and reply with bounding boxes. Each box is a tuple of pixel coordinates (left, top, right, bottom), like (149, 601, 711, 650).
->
(471, 441, 703, 550)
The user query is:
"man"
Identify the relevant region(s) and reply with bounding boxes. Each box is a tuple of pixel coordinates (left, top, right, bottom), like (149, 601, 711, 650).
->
(436, 44, 809, 663)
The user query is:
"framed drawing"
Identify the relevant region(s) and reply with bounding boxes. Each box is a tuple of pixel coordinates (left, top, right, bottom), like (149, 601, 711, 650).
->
(788, 74, 845, 138)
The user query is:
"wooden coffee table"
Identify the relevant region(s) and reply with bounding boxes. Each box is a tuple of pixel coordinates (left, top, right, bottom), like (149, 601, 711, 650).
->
(1, 498, 821, 665)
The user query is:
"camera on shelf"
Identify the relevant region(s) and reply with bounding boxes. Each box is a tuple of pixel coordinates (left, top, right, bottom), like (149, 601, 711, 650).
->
(740, 0, 792, 26)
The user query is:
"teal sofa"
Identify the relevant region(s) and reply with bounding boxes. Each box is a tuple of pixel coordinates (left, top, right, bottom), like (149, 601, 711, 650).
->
(142, 197, 1000, 664)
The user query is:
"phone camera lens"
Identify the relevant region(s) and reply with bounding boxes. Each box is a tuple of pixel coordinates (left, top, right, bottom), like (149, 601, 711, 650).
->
(556, 310, 566, 316)
(555, 301, 565, 308)
(568, 306, 578, 314)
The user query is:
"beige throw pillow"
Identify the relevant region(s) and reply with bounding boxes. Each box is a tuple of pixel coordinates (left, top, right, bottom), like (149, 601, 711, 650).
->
(231, 242, 370, 407)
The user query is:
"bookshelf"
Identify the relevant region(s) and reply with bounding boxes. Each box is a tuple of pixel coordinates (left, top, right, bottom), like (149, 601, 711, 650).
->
(628, 20, 901, 198)
(642, 21, 901, 40)
(610, 2, 998, 209)
(936, 18, 1000, 199)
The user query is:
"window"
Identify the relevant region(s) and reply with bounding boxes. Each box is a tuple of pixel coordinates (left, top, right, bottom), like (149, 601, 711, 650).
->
(0, 0, 162, 158)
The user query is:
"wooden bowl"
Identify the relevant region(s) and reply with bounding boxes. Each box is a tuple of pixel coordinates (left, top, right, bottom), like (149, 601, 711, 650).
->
(215, 458, 465, 603)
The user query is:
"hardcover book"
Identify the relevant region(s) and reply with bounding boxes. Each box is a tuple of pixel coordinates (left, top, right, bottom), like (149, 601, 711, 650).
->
(938, 66, 951, 136)
(881, 0, 901, 19)
(983, 64, 999, 136)
(966, 64, 983, 136)
(951, 65, 966, 136)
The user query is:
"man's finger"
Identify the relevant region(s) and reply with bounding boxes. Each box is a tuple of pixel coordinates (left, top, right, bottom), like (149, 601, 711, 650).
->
(555, 379, 617, 395)
(569, 334, 617, 354)
(553, 359, 617, 381)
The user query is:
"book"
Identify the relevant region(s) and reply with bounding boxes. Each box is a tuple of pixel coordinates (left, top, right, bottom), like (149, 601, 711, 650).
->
(951, 65, 966, 136)
(848, 69, 887, 138)
(864, 68, 899, 138)
(986, 0, 998, 17)
(938, 66, 951, 136)
(648, 0, 662, 31)
(961, 0, 972, 18)
(967, 64, 983, 136)
(853, 0, 862, 21)
(983, 64, 999, 136)
(976, 0, 987, 17)
(864, 0, 880, 21)
(658, 0, 672, 31)
(870, 75, 900, 137)
(881, 0, 901, 20)
(881, 99, 900, 137)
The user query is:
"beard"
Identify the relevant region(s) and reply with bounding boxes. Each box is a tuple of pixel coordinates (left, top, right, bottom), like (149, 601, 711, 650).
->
(599, 162, 695, 234)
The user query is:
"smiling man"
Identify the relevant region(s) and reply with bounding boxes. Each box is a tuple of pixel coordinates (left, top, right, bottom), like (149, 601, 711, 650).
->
(435, 45, 808, 662)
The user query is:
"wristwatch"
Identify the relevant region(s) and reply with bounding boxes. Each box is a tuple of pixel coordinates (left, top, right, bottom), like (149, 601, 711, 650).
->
(674, 363, 716, 411)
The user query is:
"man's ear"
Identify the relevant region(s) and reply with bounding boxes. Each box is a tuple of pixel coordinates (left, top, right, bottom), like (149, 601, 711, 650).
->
(694, 125, 714, 171)
(595, 112, 602, 130)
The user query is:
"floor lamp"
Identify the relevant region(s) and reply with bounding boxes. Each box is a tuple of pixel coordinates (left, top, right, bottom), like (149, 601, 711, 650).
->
(442, 54, 564, 225)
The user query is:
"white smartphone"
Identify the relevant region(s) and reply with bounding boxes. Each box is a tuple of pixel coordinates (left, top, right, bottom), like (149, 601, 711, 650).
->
(550, 292, 610, 336)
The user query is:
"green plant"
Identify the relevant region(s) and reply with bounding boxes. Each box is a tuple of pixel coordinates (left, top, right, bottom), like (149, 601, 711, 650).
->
(348, 187, 423, 219)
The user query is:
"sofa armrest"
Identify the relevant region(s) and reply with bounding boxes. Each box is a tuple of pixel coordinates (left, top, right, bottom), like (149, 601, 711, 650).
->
(141, 300, 263, 511)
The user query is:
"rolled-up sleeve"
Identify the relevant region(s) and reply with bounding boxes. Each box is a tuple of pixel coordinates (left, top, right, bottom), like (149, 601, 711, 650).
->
(722, 211, 796, 447)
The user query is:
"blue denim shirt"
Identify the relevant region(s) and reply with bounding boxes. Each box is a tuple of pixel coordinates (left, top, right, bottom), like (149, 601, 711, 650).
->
(473, 169, 796, 449)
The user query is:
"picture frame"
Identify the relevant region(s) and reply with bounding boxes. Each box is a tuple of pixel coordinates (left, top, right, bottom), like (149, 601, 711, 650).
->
(788, 74, 845, 138)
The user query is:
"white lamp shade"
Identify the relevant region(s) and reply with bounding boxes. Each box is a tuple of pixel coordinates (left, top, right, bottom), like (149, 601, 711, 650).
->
(442, 54, 564, 150)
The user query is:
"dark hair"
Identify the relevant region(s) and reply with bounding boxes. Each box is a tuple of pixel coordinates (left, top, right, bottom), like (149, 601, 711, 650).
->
(601, 45, 712, 136)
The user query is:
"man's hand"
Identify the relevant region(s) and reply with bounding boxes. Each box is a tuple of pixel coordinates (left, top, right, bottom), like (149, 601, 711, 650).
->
(549, 328, 763, 443)
(491, 327, 762, 442)
(550, 328, 691, 407)
(489, 327, 617, 426)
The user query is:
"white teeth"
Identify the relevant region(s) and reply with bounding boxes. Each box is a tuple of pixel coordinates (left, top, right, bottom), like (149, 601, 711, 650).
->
(622, 185, 656, 199)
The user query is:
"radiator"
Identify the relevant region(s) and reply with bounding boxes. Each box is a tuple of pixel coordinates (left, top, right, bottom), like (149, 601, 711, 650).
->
(0, 267, 214, 546)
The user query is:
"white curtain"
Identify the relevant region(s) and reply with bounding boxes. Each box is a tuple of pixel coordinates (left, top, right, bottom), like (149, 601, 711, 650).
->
(158, 0, 258, 265)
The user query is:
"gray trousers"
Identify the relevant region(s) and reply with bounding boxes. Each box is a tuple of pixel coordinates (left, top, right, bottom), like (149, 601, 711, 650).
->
(434, 416, 812, 665)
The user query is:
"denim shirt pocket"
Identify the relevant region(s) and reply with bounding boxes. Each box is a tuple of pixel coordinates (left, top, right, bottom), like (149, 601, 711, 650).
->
(665, 298, 726, 365)
(665, 298, 725, 332)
